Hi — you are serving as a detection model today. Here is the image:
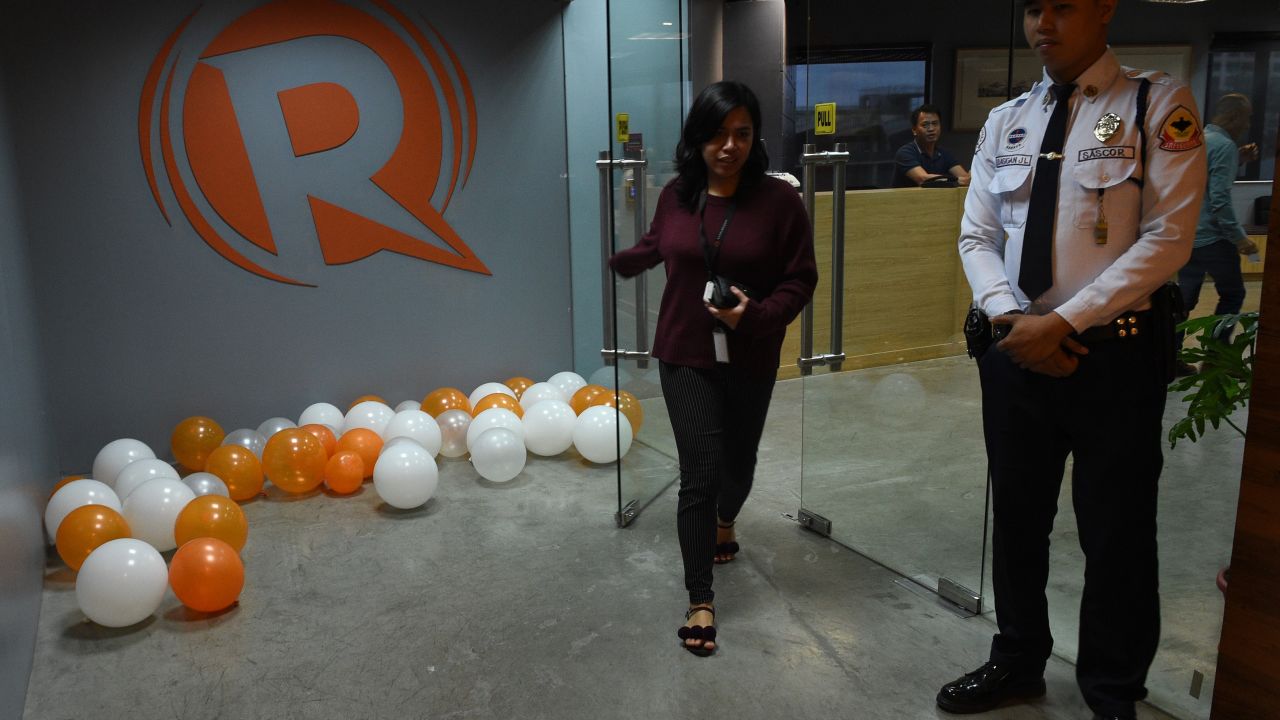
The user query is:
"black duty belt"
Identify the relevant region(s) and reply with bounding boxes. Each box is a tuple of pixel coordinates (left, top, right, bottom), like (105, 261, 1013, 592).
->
(1075, 310, 1152, 344)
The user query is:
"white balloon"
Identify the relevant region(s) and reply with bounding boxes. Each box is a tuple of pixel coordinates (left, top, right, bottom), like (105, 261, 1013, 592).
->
(343, 400, 394, 437)
(519, 382, 566, 411)
(92, 439, 156, 490)
(122, 478, 196, 552)
(523, 400, 578, 456)
(383, 410, 443, 457)
(573, 406, 634, 463)
(222, 428, 267, 458)
(467, 382, 517, 409)
(44, 480, 122, 544)
(257, 417, 296, 439)
(395, 399, 421, 413)
(470, 427, 527, 483)
(75, 538, 168, 628)
(373, 442, 439, 509)
(466, 408, 524, 452)
(436, 409, 472, 458)
(183, 472, 230, 498)
(547, 371, 588, 401)
(298, 402, 344, 429)
(113, 458, 181, 501)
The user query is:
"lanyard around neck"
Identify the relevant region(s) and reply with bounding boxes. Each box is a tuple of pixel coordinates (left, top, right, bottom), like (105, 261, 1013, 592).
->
(698, 190, 737, 276)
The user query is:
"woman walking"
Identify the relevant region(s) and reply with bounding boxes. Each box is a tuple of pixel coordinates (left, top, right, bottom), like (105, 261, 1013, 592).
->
(610, 81, 817, 656)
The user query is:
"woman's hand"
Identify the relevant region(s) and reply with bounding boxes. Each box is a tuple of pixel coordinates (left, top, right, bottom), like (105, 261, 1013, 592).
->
(705, 286, 749, 330)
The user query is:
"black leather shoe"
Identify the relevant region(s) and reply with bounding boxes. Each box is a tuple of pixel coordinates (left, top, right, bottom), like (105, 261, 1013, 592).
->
(936, 661, 1046, 714)
(1092, 714, 1135, 720)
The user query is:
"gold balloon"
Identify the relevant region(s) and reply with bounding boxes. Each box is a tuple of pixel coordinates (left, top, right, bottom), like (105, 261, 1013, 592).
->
(570, 384, 611, 416)
(421, 387, 471, 417)
(174, 495, 248, 552)
(604, 389, 644, 434)
(206, 445, 264, 502)
(473, 392, 524, 418)
(55, 505, 131, 571)
(262, 428, 327, 494)
(503, 377, 535, 399)
(170, 416, 226, 471)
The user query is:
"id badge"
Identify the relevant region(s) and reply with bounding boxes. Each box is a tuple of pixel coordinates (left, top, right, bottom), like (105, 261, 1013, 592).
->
(712, 326, 730, 363)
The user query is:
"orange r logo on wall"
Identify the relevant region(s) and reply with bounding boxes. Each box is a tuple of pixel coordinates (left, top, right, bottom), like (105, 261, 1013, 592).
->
(139, 0, 487, 286)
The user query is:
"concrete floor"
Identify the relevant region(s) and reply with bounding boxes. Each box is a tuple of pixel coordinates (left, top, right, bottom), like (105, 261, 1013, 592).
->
(29, 283, 1254, 719)
(27, 395, 1181, 720)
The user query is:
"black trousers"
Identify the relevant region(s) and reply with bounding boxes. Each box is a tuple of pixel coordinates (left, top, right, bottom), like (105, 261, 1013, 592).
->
(659, 361, 776, 605)
(978, 333, 1165, 717)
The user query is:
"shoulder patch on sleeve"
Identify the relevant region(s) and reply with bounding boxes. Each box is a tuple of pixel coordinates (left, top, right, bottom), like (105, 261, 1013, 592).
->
(975, 126, 987, 153)
(1157, 105, 1202, 151)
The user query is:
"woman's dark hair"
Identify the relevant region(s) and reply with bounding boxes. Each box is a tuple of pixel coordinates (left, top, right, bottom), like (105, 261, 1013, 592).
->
(673, 81, 769, 211)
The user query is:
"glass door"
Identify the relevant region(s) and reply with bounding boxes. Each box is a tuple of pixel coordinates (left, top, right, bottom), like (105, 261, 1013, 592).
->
(790, 0, 1016, 613)
(603, 0, 686, 526)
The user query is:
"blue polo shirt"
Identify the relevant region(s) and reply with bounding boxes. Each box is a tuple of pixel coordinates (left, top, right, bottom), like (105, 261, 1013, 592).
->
(892, 141, 959, 187)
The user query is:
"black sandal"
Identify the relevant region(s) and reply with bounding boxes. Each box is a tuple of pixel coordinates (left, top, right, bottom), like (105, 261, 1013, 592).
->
(676, 604, 717, 656)
(715, 519, 739, 564)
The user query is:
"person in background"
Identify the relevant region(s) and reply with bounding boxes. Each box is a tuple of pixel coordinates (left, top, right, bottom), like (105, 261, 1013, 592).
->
(942, 0, 1206, 718)
(1175, 92, 1259, 366)
(892, 103, 972, 187)
(609, 81, 816, 657)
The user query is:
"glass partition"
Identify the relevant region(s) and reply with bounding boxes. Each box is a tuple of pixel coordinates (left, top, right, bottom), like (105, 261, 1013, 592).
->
(605, 0, 686, 526)
(790, 0, 1008, 616)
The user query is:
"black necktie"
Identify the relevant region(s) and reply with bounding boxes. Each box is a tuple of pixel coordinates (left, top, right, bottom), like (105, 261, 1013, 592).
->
(1019, 83, 1076, 301)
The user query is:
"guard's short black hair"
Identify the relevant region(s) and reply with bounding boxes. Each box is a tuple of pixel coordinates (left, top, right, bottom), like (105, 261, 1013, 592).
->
(911, 104, 942, 128)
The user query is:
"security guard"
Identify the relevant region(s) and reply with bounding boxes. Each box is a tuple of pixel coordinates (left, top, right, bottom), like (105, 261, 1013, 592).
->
(938, 2, 1206, 719)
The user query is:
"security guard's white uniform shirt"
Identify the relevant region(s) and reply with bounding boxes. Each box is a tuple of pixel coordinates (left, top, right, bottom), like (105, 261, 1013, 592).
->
(959, 49, 1207, 332)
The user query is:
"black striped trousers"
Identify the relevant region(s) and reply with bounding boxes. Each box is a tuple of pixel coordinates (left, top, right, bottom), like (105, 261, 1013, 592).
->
(659, 361, 776, 605)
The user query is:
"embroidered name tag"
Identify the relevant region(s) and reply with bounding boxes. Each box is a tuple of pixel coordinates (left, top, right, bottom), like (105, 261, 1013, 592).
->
(1078, 146, 1136, 162)
(995, 154, 1032, 168)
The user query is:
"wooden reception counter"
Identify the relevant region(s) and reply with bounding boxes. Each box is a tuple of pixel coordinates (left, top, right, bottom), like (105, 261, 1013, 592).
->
(776, 188, 1268, 380)
(779, 187, 973, 379)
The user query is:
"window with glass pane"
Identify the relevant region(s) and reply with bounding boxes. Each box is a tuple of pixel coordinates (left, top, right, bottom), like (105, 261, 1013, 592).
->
(786, 46, 929, 189)
(1208, 33, 1280, 182)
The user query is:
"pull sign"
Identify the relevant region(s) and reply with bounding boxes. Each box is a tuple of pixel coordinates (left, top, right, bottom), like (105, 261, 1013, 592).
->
(616, 113, 630, 143)
(815, 102, 836, 135)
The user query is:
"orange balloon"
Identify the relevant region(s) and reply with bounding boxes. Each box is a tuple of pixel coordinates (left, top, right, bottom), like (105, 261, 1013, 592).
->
(169, 538, 245, 613)
(301, 423, 337, 457)
(205, 445, 265, 502)
(336, 429, 383, 479)
(504, 377, 535, 399)
(604, 389, 645, 434)
(420, 387, 471, 417)
(170, 416, 226, 471)
(324, 451, 365, 495)
(175, 495, 248, 552)
(262, 428, 327, 493)
(55, 505, 131, 571)
(349, 394, 386, 410)
(473, 392, 524, 418)
(50, 475, 86, 498)
(570, 384, 611, 415)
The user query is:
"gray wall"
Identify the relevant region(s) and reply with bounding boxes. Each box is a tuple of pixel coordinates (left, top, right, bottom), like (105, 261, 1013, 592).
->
(1, 1, 574, 470)
(786, 0, 1280, 169)
(0, 66, 57, 720)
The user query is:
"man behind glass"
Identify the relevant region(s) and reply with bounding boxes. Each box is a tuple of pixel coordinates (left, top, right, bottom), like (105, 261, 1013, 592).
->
(892, 103, 971, 187)
(1176, 93, 1259, 351)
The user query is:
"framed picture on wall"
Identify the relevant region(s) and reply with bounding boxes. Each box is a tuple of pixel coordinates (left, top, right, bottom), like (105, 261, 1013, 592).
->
(952, 45, 1193, 131)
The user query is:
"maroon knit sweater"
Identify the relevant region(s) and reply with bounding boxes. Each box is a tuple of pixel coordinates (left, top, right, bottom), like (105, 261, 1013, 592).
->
(609, 176, 817, 379)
